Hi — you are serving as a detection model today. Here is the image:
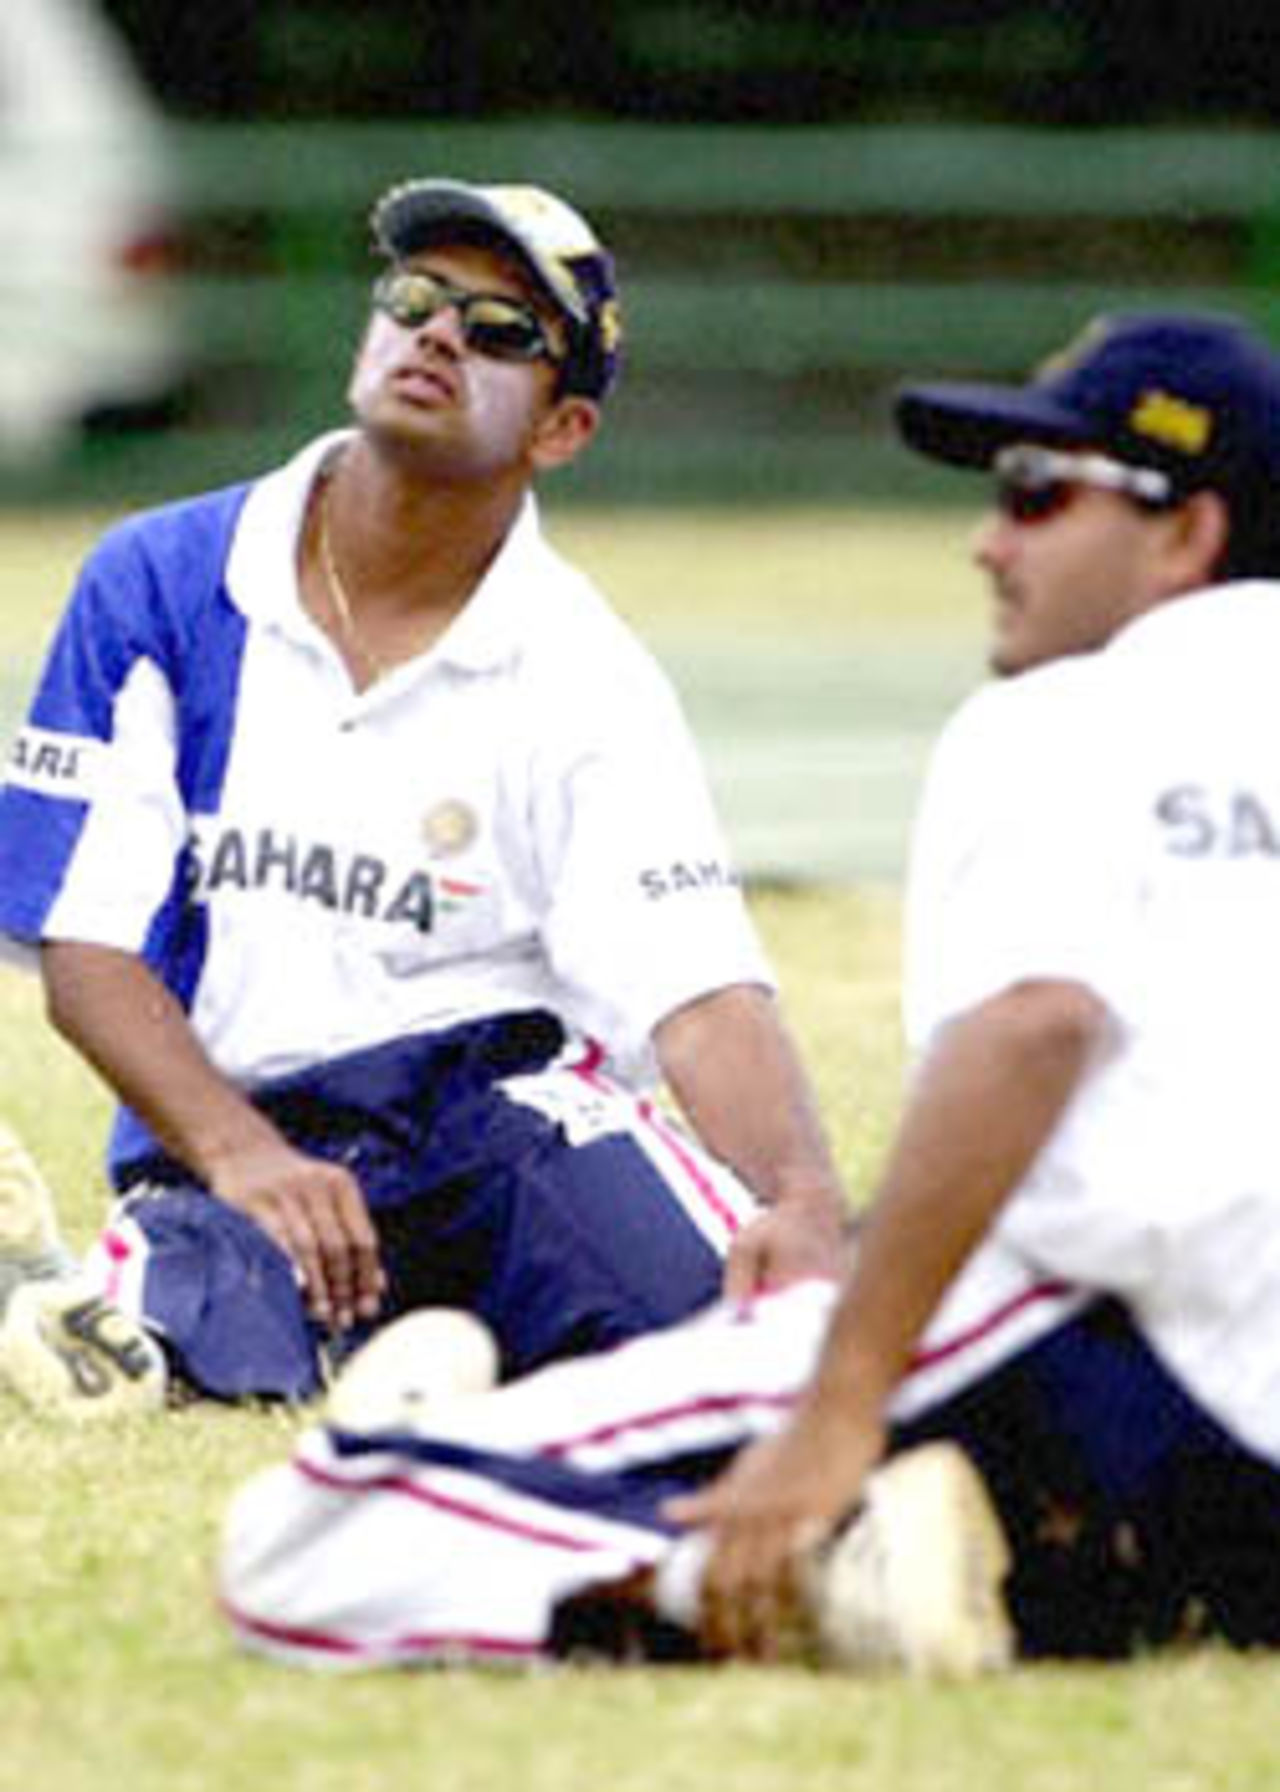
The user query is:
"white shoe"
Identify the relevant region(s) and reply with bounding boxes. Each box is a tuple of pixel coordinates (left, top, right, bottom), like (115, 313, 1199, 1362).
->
(0, 1121, 76, 1312)
(806, 1442, 1015, 1678)
(0, 1278, 167, 1420)
(325, 1307, 499, 1434)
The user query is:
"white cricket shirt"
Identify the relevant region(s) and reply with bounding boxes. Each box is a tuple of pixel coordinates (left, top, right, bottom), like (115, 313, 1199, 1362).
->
(0, 433, 772, 1102)
(904, 580, 1280, 1463)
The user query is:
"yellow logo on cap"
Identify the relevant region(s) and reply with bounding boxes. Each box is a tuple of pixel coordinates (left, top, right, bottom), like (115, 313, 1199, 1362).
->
(1129, 389, 1212, 454)
(597, 298, 623, 353)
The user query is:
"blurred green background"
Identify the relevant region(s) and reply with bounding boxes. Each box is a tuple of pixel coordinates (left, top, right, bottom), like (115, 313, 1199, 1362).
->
(6, 2, 1280, 882)
(8, 0, 1280, 510)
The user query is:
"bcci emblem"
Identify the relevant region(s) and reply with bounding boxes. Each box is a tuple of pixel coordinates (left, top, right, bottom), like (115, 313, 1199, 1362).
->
(421, 799, 478, 859)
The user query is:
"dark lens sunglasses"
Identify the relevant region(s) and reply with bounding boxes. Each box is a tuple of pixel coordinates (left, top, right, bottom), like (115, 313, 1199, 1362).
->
(993, 444, 1176, 526)
(373, 268, 561, 366)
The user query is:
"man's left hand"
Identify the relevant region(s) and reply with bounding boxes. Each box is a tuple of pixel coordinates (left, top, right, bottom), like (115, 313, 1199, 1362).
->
(663, 1399, 883, 1659)
(722, 1195, 850, 1300)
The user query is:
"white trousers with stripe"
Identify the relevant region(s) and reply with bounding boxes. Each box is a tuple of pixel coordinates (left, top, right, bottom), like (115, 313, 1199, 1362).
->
(219, 1240, 1083, 1668)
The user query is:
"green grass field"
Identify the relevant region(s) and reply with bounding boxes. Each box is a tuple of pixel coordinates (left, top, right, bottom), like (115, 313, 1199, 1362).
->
(2, 507, 1278, 1792)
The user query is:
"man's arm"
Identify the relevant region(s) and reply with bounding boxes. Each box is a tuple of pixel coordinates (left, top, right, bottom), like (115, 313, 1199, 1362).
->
(41, 941, 384, 1331)
(666, 976, 1109, 1658)
(655, 983, 850, 1294)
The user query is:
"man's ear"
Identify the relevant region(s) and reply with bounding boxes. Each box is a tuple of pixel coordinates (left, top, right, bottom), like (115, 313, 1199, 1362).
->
(530, 396, 601, 472)
(1161, 488, 1231, 590)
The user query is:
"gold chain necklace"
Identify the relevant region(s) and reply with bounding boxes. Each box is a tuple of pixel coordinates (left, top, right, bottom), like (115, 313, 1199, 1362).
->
(316, 477, 388, 685)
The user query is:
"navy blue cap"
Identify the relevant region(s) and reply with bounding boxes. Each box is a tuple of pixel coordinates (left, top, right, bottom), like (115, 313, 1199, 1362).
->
(370, 179, 622, 403)
(895, 312, 1280, 498)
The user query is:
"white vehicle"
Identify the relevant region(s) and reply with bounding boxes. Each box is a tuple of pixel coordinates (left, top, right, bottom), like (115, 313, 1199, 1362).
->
(0, 0, 185, 457)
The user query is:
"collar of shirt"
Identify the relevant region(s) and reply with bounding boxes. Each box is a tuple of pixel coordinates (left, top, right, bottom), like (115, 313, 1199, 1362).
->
(1107, 577, 1280, 662)
(223, 428, 548, 681)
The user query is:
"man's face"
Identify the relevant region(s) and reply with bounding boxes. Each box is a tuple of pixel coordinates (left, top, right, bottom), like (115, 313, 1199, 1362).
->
(347, 241, 586, 479)
(972, 455, 1182, 677)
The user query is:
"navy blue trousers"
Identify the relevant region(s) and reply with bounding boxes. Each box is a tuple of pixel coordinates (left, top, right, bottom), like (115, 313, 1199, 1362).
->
(899, 1300, 1280, 1655)
(110, 1012, 731, 1402)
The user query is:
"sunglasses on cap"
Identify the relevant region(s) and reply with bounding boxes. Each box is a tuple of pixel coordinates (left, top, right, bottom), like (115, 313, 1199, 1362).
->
(372, 268, 563, 367)
(992, 444, 1177, 525)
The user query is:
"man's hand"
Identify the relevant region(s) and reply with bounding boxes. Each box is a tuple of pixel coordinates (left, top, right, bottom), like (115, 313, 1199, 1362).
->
(664, 977, 1110, 1659)
(721, 1193, 850, 1301)
(663, 1399, 884, 1659)
(40, 942, 387, 1333)
(655, 985, 851, 1289)
(207, 1139, 386, 1333)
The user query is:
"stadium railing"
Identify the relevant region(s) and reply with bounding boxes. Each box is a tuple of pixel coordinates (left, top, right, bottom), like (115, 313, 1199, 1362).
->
(23, 122, 1280, 505)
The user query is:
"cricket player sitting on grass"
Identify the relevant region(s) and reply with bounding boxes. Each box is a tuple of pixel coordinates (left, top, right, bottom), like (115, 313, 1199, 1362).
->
(0, 176, 847, 1414)
(221, 311, 1280, 1674)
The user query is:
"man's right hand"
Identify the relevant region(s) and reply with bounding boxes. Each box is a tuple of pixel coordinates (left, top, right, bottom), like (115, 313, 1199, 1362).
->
(40, 942, 388, 1333)
(208, 1139, 386, 1333)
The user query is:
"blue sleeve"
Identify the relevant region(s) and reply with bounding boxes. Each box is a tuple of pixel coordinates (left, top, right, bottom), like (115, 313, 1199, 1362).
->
(0, 485, 251, 947)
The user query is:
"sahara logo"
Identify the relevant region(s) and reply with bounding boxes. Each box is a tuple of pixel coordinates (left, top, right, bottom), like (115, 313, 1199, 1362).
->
(186, 820, 485, 934)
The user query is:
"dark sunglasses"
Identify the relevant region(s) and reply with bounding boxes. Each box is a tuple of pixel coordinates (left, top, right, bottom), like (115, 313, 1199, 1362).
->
(373, 268, 561, 366)
(993, 444, 1176, 526)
